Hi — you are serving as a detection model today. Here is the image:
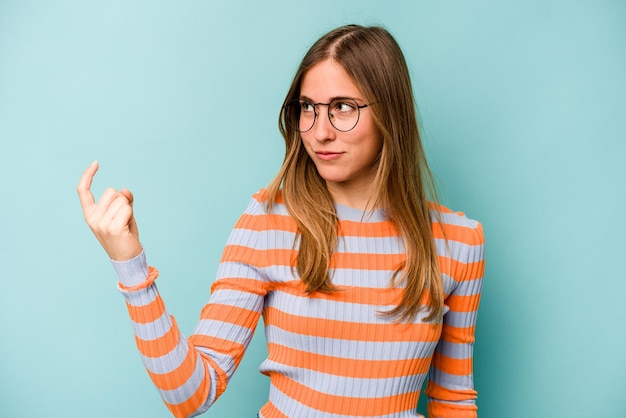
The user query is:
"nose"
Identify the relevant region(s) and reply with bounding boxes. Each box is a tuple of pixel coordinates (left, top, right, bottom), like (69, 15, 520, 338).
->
(312, 106, 335, 142)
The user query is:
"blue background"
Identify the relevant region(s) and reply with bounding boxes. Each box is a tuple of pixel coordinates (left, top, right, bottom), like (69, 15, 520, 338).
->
(1, 1, 625, 417)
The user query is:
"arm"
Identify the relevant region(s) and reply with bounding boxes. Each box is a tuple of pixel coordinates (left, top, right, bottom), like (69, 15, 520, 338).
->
(77, 162, 268, 417)
(113, 246, 267, 417)
(426, 221, 485, 417)
(114, 254, 218, 417)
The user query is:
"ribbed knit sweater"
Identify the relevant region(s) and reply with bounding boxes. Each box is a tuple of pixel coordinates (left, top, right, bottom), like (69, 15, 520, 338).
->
(113, 191, 484, 418)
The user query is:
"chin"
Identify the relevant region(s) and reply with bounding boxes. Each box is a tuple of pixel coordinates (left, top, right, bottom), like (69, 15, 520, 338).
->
(316, 170, 349, 184)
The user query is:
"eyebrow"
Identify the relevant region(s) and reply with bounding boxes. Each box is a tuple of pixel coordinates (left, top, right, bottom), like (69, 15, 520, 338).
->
(299, 95, 364, 103)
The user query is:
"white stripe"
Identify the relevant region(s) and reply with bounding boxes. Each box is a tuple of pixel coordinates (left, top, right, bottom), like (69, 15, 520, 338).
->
(435, 341, 474, 360)
(208, 288, 265, 312)
(140, 340, 189, 375)
(429, 367, 474, 391)
(262, 359, 426, 398)
(329, 267, 396, 288)
(192, 319, 255, 347)
(216, 262, 266, 281)
(264, 291, 435, 324)
(264, 325, 439, 361)
(337, 235, 404, 253)
(435, 210, 480, 229)
(131, 310, 172, 340)
(156, 354, 206, 405)
(227, 228, 296, 249)
(443, 309, 479, 329)
(123, 285, 160, 307)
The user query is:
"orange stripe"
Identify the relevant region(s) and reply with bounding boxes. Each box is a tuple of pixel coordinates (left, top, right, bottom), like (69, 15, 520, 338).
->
(271, 373, 419, 416)
(126, 295, 165, 324)
(164, 374, 211, 418)
(432, 353, 473, 376)
(149, 337, 231, 403)
(258, 401, 289, 418)
(223, 245, 481, 280)
(425, 380, 478, 404)
(432, 222, 484, 245)
(188, 334, 247, 368)
(198, 303, 259, 330)
(439, 257, 484, 281)
(147, 345, 198, 391)
(210, 277, 270, 295)
(265, 307, 441, 342)
(118, 266, 159, 291)
(463, 258, 485, 282)
(222, 245, 407, 271)
(428, 400, 477, 417)
(267, 343, 431, 379)
(446, 293, 481, 312)
(269, 279, 406, 306)
(441, 325, 476, 344)
(235, 208, 481, 247)
(240, 195, 479, 246)
(252, 189, 283, 204)
(135, 317, 180, 358)
(235, 213, 297, 233)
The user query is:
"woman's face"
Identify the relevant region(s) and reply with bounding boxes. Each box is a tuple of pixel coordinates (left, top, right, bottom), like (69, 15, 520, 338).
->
(299, 59, 382, 206)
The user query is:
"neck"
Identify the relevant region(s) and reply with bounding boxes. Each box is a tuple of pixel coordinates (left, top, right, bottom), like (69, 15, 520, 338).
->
(326, 180, 380, 210)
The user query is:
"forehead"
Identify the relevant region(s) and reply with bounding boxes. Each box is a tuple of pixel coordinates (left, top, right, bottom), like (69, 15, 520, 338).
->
(300, 59, 364, 101)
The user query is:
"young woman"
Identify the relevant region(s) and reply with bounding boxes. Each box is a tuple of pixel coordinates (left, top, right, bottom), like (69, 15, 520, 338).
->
(78, 25, 484, 418)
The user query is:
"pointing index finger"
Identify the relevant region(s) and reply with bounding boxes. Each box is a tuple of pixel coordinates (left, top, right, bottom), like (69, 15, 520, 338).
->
(77, 160, 99, 211)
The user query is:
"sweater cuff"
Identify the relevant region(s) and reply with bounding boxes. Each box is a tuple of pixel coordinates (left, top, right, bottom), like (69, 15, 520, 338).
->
(111, 251, 150, 287)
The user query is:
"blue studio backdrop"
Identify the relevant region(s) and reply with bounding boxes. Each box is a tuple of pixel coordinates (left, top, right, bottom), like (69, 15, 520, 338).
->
(1, 1, 625, 417)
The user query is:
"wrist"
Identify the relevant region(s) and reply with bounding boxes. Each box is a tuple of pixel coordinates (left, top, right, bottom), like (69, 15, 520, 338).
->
(111, 250, 149, 287)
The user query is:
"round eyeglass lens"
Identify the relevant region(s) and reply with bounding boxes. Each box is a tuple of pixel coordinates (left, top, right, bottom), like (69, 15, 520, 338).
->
(285, 98, 362, 133)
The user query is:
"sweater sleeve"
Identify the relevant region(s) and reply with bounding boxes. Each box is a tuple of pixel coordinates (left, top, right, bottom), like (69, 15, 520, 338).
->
(113, 197, 270, 418)
(425, 220, 485, 417)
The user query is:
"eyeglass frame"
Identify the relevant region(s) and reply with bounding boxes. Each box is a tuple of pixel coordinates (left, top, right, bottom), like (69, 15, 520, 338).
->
(284, 97, 374, 133)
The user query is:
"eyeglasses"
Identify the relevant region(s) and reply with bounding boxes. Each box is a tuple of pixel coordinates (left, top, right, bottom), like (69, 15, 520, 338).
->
(284, 98, 373, 133)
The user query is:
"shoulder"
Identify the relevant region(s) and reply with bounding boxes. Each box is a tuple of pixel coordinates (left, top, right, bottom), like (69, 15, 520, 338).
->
(235, 189, 295, 231)
(430, 203, 485, 284)
(248, 189, 285, 213)
(429, 202, 484, 246)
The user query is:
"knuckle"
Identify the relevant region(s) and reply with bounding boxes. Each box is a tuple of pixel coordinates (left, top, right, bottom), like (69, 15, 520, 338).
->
(102, 187, 118, 199)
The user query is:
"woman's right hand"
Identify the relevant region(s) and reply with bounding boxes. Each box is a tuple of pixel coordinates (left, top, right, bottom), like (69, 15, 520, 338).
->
(77, 161, 143, 261)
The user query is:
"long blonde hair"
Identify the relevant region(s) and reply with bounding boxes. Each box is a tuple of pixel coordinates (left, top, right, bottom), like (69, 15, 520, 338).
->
(266, 25, 444, 322)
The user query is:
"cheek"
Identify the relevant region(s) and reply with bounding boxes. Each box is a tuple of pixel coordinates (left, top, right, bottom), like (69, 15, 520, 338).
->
(300, 135, 313, 153)
(363, 136, 384, 168)
(353, 116, 380, 144)
(299, 137, 317, 161)
(358, 126, 383, 156)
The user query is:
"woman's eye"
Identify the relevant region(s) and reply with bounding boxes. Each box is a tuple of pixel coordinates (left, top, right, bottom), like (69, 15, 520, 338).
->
(334, 101, 356, 113)
(300, 102, 315, 113)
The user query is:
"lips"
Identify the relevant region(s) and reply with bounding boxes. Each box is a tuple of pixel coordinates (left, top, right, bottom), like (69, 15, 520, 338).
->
(315, 151, 343, 161)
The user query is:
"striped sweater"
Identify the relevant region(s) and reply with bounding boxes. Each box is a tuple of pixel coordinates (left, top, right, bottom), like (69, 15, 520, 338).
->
(113, 191, 485, 418)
